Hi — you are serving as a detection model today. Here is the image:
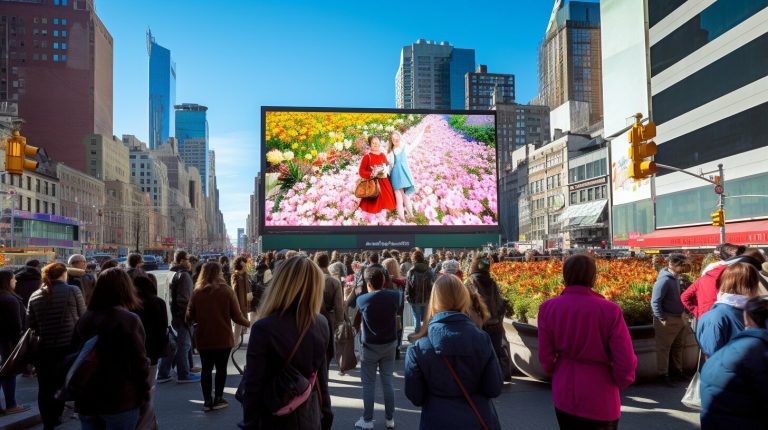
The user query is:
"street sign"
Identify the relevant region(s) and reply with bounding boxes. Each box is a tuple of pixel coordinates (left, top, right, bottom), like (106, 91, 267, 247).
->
(714, 184, 724, 194)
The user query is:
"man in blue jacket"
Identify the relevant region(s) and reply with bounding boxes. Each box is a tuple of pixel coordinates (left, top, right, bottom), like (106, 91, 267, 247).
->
(651, 253, 690, 385)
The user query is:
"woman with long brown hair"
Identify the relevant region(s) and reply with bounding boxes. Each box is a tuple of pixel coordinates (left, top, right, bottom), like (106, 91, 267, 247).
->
(27, 262, 85, 430)
(405, 274, 502, 430)
(0, 269, 30, 415)
(187, 262, 249, 411)
(238, 256, 333, 429)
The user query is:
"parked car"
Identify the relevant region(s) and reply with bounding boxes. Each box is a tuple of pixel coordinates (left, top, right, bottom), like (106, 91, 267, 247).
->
(142, 255, 159, 271)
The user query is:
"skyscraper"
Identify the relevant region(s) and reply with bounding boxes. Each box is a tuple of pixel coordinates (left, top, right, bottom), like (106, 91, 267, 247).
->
(148, 30, 176, 149)
(536, 1, 602, 126)
(466, 65, 516, 110)
(175, 103, 209, 195)
(1, 0, 113, 171)
(395, 39, 475, 110)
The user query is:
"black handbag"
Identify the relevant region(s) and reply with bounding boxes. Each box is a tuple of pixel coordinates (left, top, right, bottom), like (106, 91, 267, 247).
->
(0, 328, 40, 378)
(264, 325, 317, 416)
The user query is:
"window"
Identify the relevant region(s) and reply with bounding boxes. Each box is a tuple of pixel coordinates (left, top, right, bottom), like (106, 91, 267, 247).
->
(35, 200, 40, 213)
(53, 30, 59, 36)
(26, 197, 31, 211)
(580, 190, 586, 202)
(570, 192, 578, 205)
(53, 18, 59, 24)
(44, 201, 48, 214)
(53, 42, 59, 49)
(53, 54, 59, 62)
(44, 182, 48, 195)
(61, 43, 66, 50)
(26, 176, 31, 190)
(51, 203, 55, 214)
(52, 184, 56, 197)
(62, 18, 67, 25)
(62, 30, 67, 37)
(36, 179, 40, 192)
(42, 18, 47, 24)
(41, 40, 47, 48)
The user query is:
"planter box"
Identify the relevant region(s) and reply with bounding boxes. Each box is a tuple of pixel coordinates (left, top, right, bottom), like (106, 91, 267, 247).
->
(504, 318, 699, 383)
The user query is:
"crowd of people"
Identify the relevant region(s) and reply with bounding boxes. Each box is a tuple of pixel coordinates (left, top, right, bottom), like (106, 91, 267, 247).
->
(0, 244, 765, 430)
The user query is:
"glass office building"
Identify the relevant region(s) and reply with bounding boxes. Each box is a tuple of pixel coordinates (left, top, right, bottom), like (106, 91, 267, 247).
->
(175, 103, 209, 195)
(148, 33, 176, 149)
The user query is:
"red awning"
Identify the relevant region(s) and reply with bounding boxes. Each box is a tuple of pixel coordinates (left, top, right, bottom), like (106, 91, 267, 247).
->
(628, 219, 768, 248)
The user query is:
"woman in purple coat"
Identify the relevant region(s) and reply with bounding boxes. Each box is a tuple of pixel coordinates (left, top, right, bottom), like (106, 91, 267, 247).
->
(538, 254, 637, 429)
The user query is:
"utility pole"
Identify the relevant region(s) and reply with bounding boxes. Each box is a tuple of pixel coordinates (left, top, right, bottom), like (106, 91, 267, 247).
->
(717, 163, 725, 245)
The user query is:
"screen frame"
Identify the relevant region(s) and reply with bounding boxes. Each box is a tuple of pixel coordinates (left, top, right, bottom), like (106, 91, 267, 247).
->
(260, 106, 500, 235)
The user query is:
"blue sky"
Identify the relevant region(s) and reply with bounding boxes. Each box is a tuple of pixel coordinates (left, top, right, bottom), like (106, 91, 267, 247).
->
(98, 0, 561, 241)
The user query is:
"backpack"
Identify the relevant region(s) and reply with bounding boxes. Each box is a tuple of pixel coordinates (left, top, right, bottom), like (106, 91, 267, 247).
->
(406, 269, 433, 304)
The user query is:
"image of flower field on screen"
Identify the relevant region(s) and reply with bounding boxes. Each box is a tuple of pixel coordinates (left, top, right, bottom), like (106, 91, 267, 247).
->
(264, 112, 497, 227)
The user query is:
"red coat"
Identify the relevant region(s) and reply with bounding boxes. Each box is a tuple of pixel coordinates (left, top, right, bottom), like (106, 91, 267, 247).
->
(538, 286, 637, 421)
(681, 263, 728, 319)
(358, 152, 396, 214)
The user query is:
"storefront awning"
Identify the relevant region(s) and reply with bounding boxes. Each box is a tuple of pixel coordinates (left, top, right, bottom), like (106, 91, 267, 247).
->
(628, 219, 768, 248)
(558, 200, 607, 228)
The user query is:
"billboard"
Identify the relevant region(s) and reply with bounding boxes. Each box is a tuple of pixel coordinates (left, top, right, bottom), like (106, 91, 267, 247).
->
(261, 107, 499, 234)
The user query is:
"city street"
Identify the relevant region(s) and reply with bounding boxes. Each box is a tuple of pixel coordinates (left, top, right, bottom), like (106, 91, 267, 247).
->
(9, 336, 700, 430)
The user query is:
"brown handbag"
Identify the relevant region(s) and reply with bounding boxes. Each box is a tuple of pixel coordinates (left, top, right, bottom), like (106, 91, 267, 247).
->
(354, 155, 380, 199)
(0, 328, 41, 378)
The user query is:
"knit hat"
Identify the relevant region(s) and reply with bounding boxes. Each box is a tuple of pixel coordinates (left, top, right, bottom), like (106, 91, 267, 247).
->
(442, 259, 460, 275)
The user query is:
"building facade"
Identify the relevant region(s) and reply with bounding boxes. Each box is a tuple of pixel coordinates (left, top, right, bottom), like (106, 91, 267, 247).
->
(147, 30, 175, 149)
(85, 134, 130, 183)
(465, 65, 515, 110)
(1, 0, 113, 171)
(537, 1, 602, 126)
(494, 102, 551, 152)
(175, 103, 209, 194)
(602, 0, 768, 247)
(395, 39, 475, 110)
(56, 162, 105, 250)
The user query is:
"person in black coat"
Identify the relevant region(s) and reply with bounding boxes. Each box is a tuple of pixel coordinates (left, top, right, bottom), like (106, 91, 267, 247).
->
(133, 275, 169, 367)
(238, 256, 333, 430)
(14, 259, 42, 306)
(0, 270, 30, 415)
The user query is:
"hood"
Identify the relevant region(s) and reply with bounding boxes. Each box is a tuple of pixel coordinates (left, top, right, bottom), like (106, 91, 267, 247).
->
(67, 267, 86, 277)
(412, 262, 430, 272)
(701, 263, 729, 279)
(170, 263, 190, 273)
(426, 311, 476, 356)
(726, 255, 764, 271)
(15, 266, 41, 281)
(734, 327, 768, 344)
(658, 267, 679, 281)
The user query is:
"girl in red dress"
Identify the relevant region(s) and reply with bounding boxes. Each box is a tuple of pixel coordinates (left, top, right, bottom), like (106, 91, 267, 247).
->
(358, 136, 397, 215)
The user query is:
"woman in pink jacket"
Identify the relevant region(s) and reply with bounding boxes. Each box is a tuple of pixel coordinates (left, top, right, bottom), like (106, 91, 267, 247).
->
(538, 254, 637, 429)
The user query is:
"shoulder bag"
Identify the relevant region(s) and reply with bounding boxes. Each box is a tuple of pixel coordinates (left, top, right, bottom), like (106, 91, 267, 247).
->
(266, 325, 319, 416)
(0, 328, 40, 378)
(354, 155, 380, 199)
(335, 313, 358, 372)
(442, 355, 489, 430)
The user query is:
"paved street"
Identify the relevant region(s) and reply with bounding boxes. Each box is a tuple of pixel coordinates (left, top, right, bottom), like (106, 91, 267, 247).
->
(10, 336, 700, 430)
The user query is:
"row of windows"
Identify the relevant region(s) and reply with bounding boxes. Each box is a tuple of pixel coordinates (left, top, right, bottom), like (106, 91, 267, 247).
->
(16, 197, 56, 215)
(32, 17, 68, 25)
(648, 0, 687, 28)
(1, 174, 56, 197)
(652, 34, 768, 125)
(569, 185, 607, 205)
(568, 159, 607, 183)
(20, 220, 73, 242)
(31, 53, 67, 62)
(651, 0, 768, 76)
(53, 0, 70, 6)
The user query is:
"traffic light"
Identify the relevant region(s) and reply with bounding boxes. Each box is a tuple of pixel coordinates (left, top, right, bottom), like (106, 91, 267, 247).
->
(627, 115, 657, 180)
(4, 129, 39, 176)
(711, 208, 725, 227)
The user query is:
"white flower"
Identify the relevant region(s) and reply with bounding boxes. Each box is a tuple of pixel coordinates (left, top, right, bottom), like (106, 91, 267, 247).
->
(304, 153, 313, 160)
(266, 149, 284, 165)
(343, 139, 352, 149)
(334, 141, 344, 152)
(282, 150, 294, 161)
(328, 131, 337, 138)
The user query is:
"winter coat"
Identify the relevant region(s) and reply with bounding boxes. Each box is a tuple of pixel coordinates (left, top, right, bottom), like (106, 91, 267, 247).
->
(0, 290, 24, 345)
(232, 270, 250, 319)
(320, 273, 343, 332)
(700, 328, 768, 430)
(67, 267, 96, 305)
(468, 272, 505, 334)
(168, 265, 193, 325)
(238, 313, 333, 430)
(27, 280, 85, 351)
(538, 285, 637, 422)
(14, 266, 41, 305)
(405, 311, 502, 430)
(696, 302, 745, 357)
(405, 262, 435, 305)
(682, 263, 729, 319)
(134, 294, 169, 365)
(72, 307, 150, 415)
(187, 283, 250, 350)
(651, 268, 685, 320)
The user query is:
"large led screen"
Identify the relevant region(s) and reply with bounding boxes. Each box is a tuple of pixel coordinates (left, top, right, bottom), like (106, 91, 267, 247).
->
(262, 108, 498, 232)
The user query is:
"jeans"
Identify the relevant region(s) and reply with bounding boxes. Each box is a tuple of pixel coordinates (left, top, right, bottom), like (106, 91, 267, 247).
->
(199, 349, 229, 403)
(158, 321, 192, 380)
(0, 342, 18, 409)
(555, 408, 618, 430)
(411, 303, 427, 333)
(79, 408, 140, 430)
(360, 341, 396, 422)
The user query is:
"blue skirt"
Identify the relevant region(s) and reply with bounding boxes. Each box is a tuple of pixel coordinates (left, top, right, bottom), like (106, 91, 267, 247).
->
(390, 155, 416, 195)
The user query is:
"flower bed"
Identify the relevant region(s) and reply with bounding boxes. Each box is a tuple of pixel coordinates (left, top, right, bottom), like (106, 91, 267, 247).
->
(492, 259, 658, 326)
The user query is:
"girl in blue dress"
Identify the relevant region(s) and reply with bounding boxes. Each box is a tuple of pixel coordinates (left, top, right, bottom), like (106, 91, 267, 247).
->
(387, 125, 430, 221)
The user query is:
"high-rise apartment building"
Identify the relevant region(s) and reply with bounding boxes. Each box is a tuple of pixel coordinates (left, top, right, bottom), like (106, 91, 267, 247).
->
(1, 0, 113, 171)
(85, 134, 129, 183)
(123, 135, 169, 215)
(395, 39, 475, 110)
(537, 1, 602, 126)
(148, 30, 176, 149)
(466, 65, 515, 110)
(603, 0, 768, 247)
(175, 103, 209, 194)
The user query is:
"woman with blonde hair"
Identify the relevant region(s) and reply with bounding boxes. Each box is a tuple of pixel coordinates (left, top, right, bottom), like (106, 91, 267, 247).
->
(405, 274, 502, 430)
(27, 262, 85, 430)
(238, 256, 333, 430)
(187, 262, 249, 411)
